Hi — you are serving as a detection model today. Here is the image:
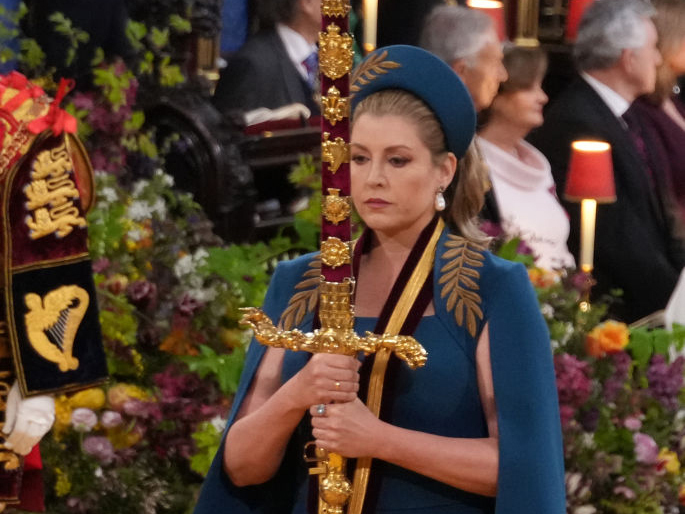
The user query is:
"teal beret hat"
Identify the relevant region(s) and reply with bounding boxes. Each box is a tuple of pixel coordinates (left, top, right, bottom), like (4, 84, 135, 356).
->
(351, 45, 476, 158)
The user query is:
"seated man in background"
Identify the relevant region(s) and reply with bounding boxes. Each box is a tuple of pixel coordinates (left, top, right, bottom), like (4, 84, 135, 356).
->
(420, 4, 508, 224)
(528, 0, 685, 322)
(212, 0, 321, 117)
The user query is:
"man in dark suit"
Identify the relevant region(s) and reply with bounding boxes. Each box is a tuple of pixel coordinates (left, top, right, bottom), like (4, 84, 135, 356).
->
(212, 0, 320, 116)
(529, 0, 685, 323)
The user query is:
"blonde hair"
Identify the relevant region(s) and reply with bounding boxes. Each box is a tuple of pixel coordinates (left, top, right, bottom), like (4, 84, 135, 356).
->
(650, 0, 685, 102)
(352, 89, 486, 243)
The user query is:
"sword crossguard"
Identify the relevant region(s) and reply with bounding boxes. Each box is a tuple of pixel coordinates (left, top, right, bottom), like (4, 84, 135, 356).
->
(239, 308, 427, 368)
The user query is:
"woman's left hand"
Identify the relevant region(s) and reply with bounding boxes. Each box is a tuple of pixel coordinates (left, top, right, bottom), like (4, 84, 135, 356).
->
(309, 398, 384, 458)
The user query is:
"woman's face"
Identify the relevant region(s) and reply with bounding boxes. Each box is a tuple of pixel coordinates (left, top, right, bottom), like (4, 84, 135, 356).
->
(664, 34, 685, 75)
(490, 78, 548, 133)
(350, 113, 455, 241)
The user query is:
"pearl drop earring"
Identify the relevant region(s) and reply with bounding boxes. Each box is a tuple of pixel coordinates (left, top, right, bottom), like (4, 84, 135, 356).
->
(435, 186, 446, 211)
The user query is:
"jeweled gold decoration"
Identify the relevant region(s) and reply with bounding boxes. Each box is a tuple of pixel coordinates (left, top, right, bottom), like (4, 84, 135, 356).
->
(24, 139, 86, 239)
(322, 188, 351, 225)
(350, 50, 401, 93)
(439, 235, 486, 337)
(322, 0, 351, 17)
(322, 132, 349, 174)
(319, 24, 354, 80)
(241, 307, 427, 367)
(24, 285, 89, 372)
(321, 237, 351, 268)
(322, 86, 349, 126)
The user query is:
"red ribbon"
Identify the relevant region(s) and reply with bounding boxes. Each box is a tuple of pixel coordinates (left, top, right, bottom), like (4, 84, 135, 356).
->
(27, 78, 77, 136)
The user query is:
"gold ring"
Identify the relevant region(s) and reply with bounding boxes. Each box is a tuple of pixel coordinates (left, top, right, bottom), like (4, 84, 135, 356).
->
(335, 381, 341, 390)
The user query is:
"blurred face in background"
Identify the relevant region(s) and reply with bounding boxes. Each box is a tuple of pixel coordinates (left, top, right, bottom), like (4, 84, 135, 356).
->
(625, 18, 662, 96)
(489, 78, 548, 134)
(453, 28, 508, 112)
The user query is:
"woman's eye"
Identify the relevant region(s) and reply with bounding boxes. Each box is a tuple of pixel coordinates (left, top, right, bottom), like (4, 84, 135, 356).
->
(389, 156, 410, 167)
(351, 154, 369, 164)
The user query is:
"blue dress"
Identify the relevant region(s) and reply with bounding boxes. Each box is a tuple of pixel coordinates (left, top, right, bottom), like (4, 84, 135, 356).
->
(194, 227, 566, 513)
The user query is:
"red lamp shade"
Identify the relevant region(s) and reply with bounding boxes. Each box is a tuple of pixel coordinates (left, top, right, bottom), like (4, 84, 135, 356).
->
(467, 0, 507, 41)
(566, 0, 595, 42)
(564, 141, 616, 203)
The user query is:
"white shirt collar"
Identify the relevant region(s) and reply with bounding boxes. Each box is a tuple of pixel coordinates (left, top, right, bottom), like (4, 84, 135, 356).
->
(581, 71, 631, 119)
(276, 23, 317, 80)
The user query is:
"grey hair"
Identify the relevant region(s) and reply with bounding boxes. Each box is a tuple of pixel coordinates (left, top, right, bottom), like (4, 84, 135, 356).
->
(419, 5, 494, 67)
(574, 0, 655, 71)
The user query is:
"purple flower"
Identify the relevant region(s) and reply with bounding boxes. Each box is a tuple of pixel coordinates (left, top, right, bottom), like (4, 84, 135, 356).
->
(633, 432, 659, 464)
(177, 292, 204, 316)
(613, 485, 636, 500)
(568, 271, 596, 295)
(83, 436, 115, 465)
(100, 410, 123, 429)
(555, 353, 592, 408)
(71, 408, 98, 432)
(480, 220, 503, 238)
(122, 399, 161, 420)
(604, 352, 632, 402)
(647, 355, 684, 410)
(516, 239, 534, 256)
(560, 404, 576, 428)
(126, 280, 158, 310)
(91, 258, 110, 274)
(623, 416, 642, 431)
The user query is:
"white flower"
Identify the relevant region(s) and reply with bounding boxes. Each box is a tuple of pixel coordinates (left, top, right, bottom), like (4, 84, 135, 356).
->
(149, 198, 167, 219)
(127, 200, 153, 221)
(573, 506, 596, 514)
(94, 467, 103, 478)
(174, 254, 194, 278)
(193, 248, 209, 265)
(155, 169, 174, 187)
(132, 179, 149, 197)
(210, 415, 227, 432)
(99, 187, 118, 203)
(540, 303, 554, 318)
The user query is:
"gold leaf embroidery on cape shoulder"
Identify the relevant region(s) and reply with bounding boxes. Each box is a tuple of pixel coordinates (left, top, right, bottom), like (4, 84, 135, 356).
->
(278, 255, 321, 330)
(350, 50, 401, 94)
(438, 235, 486, 338)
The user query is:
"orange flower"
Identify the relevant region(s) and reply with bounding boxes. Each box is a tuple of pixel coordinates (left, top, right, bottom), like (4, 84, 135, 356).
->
(585, 320, 629, 358)
(159, 328, 199, 356)
(528, 268, 559, 288)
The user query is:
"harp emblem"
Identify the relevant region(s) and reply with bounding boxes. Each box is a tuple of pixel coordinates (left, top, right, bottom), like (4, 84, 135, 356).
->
(24, 285, 89, 372)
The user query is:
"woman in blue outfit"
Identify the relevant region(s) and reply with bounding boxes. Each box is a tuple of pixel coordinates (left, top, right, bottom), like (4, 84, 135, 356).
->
(195, 45, 566, 513)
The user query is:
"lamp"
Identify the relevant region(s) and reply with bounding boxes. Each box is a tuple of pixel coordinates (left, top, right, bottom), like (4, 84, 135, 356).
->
(565, 0, 595, 42)
(467, 0, 507, 41)
(564, 140, 615, 308)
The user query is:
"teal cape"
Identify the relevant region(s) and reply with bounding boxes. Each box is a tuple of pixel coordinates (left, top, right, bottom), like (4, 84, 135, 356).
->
(194, 227, 566, 513)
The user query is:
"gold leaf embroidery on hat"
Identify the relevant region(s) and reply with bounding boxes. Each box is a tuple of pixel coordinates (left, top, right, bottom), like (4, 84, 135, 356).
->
(279, 256, 321, 330)
(439, 235, 485, 337)
(350, 50, 401, 94)
(24, 285, 89, 372)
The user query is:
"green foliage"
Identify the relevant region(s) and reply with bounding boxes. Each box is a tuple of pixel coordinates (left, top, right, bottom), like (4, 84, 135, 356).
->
(190, 421, 224, 476)
(48, 11, 89, 66)
(181, 344, 246, 396)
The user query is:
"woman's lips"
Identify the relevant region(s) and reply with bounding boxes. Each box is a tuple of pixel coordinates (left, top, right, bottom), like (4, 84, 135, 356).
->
(364, 198, 390, 207)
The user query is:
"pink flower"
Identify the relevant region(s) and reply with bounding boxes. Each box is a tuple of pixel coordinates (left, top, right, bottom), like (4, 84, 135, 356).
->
(555, 353, 592, 408)
(100, 410, 123, 429)
(83, 436, 115, 465)
(613, 485, 636, 500)
(559, 404, 576, 428)
(71, 408, 98, 432)
(623, 416, 642, 431)
(633, 432, 659, 464)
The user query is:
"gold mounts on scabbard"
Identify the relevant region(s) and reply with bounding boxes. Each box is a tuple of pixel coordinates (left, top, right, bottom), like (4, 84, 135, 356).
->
(322, 133, 350, 174)
(322, 188, 351, 225)
(319, 24, 354, 80)
(322, 86, 349, 126)
(321, 236, 351, 268)
(322, 0, 351, 17)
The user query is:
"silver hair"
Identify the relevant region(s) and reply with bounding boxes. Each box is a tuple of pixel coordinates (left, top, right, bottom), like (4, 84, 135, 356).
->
(419, 5, 494, 66)
(574, 0, 655, 71)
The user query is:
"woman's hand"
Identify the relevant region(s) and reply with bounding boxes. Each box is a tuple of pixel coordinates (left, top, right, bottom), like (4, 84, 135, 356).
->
(309, 398, 385, 458)
(289, 353, 360, 410)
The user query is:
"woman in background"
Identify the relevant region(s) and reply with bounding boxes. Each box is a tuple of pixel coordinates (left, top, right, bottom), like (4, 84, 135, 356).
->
(478, 46, 575, 270)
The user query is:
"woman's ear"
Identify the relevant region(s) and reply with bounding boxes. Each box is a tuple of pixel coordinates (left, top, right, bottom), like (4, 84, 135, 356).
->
(440, 152, 458, 187)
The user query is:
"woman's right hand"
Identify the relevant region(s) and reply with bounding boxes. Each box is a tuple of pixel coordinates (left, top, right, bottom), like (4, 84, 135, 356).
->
(289, 353, 360, 409)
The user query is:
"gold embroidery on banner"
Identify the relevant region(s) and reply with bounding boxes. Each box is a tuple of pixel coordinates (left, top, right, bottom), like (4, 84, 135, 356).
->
(24, 140, 86, 239)
(24, 285, 89, 372)
(321, 237, 351, 269)
(322, 188, 351, 225)
(350, 50, 401, 94)
(322, 0, 351, 17)
(0, 451, 20, 471)
(322, 132, 349, 173)
(438, 235, 485, 338)
(279, 256, 321, 330)
(321, 86, 349, 126)
(319, 24, 354, 80)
